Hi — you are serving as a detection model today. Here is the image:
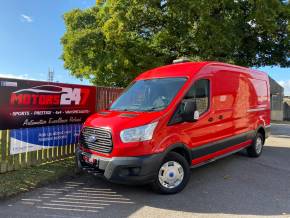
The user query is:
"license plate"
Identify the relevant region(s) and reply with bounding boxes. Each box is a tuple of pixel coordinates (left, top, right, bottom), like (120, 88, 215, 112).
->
(82, 153, 99, 166)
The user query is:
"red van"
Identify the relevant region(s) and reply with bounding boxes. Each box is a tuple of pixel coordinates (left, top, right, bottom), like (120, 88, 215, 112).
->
(76, 61, 271, 194)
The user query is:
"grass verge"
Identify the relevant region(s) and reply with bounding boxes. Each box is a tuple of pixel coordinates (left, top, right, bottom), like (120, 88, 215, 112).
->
(0, 157, 77, 199)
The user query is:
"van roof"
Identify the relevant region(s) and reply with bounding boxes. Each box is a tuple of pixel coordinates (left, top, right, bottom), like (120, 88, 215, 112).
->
(135, 61, 268, 81)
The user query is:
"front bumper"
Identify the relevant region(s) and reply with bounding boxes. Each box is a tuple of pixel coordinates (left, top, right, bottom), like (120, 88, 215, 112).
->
(76, 147, 163, 184)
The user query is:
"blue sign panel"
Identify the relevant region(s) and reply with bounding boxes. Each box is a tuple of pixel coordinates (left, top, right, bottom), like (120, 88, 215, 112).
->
(10, 124, 82, 154)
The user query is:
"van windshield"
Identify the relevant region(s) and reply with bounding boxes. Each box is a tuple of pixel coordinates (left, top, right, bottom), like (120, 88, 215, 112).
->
(110, 77, 187, 112)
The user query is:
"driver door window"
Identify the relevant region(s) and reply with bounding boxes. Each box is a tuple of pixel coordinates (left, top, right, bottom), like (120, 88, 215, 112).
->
(169, 79, 210, 125)
(185, 79, 210, 115)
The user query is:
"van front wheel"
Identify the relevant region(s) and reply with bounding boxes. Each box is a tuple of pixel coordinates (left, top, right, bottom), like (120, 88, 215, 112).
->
(152, 152, 190, 194)
(247, 132, 264, 157)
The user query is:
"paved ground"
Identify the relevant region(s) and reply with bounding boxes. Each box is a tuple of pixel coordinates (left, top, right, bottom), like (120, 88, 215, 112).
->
(0, 124, 290, 218)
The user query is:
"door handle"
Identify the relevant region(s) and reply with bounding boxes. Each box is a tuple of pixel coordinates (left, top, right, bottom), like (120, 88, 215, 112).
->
(208, 117, 214, 122)
(219, 115, 224, 120)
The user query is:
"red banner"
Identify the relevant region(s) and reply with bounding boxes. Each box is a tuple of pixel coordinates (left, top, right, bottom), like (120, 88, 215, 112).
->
(0, 78, 96, 130)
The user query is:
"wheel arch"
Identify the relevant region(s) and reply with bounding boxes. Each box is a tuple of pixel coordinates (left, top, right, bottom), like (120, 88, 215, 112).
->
(256, 126, 266, 143)
(164, 143, 192, 165)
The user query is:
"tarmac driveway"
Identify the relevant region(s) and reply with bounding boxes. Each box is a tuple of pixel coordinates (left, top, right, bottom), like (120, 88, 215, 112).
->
(0, 124, 289, 218)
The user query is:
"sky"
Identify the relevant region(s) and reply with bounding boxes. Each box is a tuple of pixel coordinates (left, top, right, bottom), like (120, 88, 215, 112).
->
(0, 0, 289, 95)
(0, 0, 94, 85)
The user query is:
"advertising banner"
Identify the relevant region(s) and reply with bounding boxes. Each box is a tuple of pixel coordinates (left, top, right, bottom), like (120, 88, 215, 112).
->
(10, 124, 82, 154)
(0, 78, 96, 130)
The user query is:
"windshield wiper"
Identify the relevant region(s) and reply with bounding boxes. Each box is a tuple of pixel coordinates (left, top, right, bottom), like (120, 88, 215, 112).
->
(110, 108, 138, 112)
(143, 106, 165, 112)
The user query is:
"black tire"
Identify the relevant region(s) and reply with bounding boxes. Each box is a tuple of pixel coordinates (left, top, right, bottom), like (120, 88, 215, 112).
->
(247, 132, 264, 158)
(75, 155, 84, 175)
(152, 152, 190, 194)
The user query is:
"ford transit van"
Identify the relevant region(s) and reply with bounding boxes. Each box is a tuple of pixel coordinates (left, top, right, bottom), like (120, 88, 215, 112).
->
(76, 61, 271, 194)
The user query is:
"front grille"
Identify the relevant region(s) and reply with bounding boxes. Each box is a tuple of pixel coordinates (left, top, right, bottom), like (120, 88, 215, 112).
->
(80, 127, 113, 153)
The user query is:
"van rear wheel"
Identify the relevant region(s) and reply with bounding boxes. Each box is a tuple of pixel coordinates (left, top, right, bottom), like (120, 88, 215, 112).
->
(247, 132, 264, 157)
(152, 152, 190, 194)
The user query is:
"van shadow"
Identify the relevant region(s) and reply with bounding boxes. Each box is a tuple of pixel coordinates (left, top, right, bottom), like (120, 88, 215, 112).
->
(82, 145, 290, 217)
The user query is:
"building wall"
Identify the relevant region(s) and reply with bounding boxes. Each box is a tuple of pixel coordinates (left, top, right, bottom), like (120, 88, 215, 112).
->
(269, 77, 284, 121)
(284, 97, 290, 121)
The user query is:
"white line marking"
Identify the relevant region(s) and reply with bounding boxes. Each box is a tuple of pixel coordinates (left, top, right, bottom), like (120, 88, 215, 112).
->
(82, 187, 112, 191)
(58, 197, 134, 204)
(64, 194, 130, 200)
(43, 203, 104, 209)
(22, 199, 42, 202)
(65, 182, 85, 185)
(37, 206, 98, 213)
(21, 202, 35, 205)
(71, 192, 122, 197)
(51, 200, 109, 206)
(43, 191, 63, 194)
(45, 188, 68, 191)
(76, 190, 117, 194)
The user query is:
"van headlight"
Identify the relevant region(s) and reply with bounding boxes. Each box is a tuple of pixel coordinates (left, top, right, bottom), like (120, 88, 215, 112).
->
(120, 122, 158, 143)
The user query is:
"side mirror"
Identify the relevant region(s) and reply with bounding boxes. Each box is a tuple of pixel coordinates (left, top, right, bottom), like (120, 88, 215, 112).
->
(181, 100, 199, 122)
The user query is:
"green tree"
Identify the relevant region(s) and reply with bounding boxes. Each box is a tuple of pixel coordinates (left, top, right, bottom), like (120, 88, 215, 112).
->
(61, 0, 289, 87)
